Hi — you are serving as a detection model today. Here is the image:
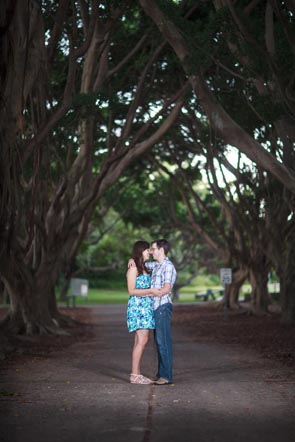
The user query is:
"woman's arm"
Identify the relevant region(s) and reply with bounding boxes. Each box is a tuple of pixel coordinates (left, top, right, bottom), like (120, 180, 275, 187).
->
(126, 267, 160, 296)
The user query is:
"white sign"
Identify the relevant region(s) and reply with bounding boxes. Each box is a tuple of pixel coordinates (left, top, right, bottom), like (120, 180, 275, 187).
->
(81, 284, 88, 296)
(220, 268, 232, 285)
(70, 278, 89, 297)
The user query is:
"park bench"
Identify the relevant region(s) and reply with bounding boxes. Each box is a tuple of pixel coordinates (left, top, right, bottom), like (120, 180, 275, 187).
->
(194, 289, 222, 301)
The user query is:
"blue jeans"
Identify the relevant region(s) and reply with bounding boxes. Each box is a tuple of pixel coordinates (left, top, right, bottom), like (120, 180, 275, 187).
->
(154, 303, 173, 382)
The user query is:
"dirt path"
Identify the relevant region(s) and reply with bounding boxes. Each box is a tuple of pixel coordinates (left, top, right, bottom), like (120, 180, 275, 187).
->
(0, 304, 294, 442)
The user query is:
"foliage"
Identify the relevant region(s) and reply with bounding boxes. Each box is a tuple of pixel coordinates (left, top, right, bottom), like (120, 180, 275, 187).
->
(1, 0, 295, 332)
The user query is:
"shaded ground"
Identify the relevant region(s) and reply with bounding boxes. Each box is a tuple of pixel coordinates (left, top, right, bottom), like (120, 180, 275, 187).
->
(0, 308, 95, 365)
(173, 304, 295, 372)
(1, 303, 294, 375)
(0, 304, 294, 442)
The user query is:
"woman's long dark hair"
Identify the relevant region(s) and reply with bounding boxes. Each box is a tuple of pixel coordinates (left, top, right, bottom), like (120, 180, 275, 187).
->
(132, 241, 151, 276)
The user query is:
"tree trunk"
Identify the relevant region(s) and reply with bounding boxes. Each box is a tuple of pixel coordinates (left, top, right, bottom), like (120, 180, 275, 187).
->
(2, 279, 52, 335)
(266, 201, 295, 324)
(172, 285, 180, 301)
(280, 234, 295, 324)
(248, 268, 270, 315)
(59, 276, 71, 303)
(0, 280, 9, 305)
(228, 268, 248, 309)
(0, 257, 69, 335)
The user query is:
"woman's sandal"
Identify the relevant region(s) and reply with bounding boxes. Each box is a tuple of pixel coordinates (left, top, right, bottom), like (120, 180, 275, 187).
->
(130, 373, 153, 384)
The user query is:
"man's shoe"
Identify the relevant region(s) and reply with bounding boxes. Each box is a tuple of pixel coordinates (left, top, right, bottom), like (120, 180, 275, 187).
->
(154, 377, 172, 385)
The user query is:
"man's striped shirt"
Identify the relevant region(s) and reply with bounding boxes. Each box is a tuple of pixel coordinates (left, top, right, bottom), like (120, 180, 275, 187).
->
(146, 258, 177, 310)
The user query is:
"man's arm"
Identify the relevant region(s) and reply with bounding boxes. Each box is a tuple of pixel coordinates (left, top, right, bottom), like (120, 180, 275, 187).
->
(153, 262, 176, 297)
(127, 260, 156, 270)
(153, 282, 172, 297)
(163, 262, 177, 287)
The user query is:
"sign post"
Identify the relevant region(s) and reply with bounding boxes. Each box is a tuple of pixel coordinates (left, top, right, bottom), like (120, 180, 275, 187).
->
(220, 268, 232, 319)
(69, 278, 89, 307)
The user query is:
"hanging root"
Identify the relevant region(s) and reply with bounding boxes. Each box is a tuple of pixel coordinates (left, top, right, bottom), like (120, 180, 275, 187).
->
(53, 311, 82, 327)
(25, 320, 71, 336)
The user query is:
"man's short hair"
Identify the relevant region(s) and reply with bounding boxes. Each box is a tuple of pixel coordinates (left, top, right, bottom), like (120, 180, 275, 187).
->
(152, 239, 170, 255)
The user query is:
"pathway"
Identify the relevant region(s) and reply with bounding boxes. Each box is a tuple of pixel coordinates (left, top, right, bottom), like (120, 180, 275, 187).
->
(0, 304, 294, 442)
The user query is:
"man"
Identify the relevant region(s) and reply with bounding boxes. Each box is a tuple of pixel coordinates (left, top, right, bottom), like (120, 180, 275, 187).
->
(147, 239, 177, 385)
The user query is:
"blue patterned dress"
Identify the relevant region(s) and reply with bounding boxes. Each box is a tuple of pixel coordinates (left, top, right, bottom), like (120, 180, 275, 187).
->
(127, 273, 155, 332)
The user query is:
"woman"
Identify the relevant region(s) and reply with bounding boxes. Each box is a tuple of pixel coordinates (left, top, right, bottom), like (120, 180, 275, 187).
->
(126, 240, 160, 384)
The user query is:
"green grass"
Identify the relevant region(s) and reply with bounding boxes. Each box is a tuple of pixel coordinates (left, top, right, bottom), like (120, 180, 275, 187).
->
(58, 282, 281, 306)
(59, 289, 129, 306)
(60, 288, 198, 306)
(60, 287, 219, 306)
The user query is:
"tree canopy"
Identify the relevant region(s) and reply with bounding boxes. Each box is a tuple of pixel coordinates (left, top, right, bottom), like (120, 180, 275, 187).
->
(1, 0, 294, 334)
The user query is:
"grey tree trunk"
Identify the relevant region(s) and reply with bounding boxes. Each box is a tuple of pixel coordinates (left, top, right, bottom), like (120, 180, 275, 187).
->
(249, 268, 270, 315)
(279, 232, 295, 324)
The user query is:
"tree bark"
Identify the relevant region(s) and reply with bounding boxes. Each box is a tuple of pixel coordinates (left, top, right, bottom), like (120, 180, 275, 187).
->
(228, 267, 248, 309)
(248, 267, 270, 315)
(279, 230, 295, 324)
(0, 255, 70, 335)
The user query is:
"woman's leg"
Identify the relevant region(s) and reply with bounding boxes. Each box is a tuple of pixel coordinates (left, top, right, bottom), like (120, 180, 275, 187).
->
(131, 329, 150, 374)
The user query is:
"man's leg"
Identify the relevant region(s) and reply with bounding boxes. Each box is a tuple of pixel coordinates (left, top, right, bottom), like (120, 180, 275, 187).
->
(154, 303, 173, 382)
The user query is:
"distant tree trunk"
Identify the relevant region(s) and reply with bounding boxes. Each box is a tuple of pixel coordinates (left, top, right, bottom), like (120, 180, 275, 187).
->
(171, 268, 200, 302)
(279, 231, 295, 324)
(265, 188, 295, 324)
(228, 267, 248, 309)
(59, 277, 71, 303)
(172, 285, 180, 301)
(0, 280, 9, 305)
(59, 261, 76, 303)
(248, 267, 270, 315)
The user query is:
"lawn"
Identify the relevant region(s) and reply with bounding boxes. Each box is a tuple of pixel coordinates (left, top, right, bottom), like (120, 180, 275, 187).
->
(60, 287, 221, 306)
(59, 282, 280, 306)
(60, 289, 129, 306)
